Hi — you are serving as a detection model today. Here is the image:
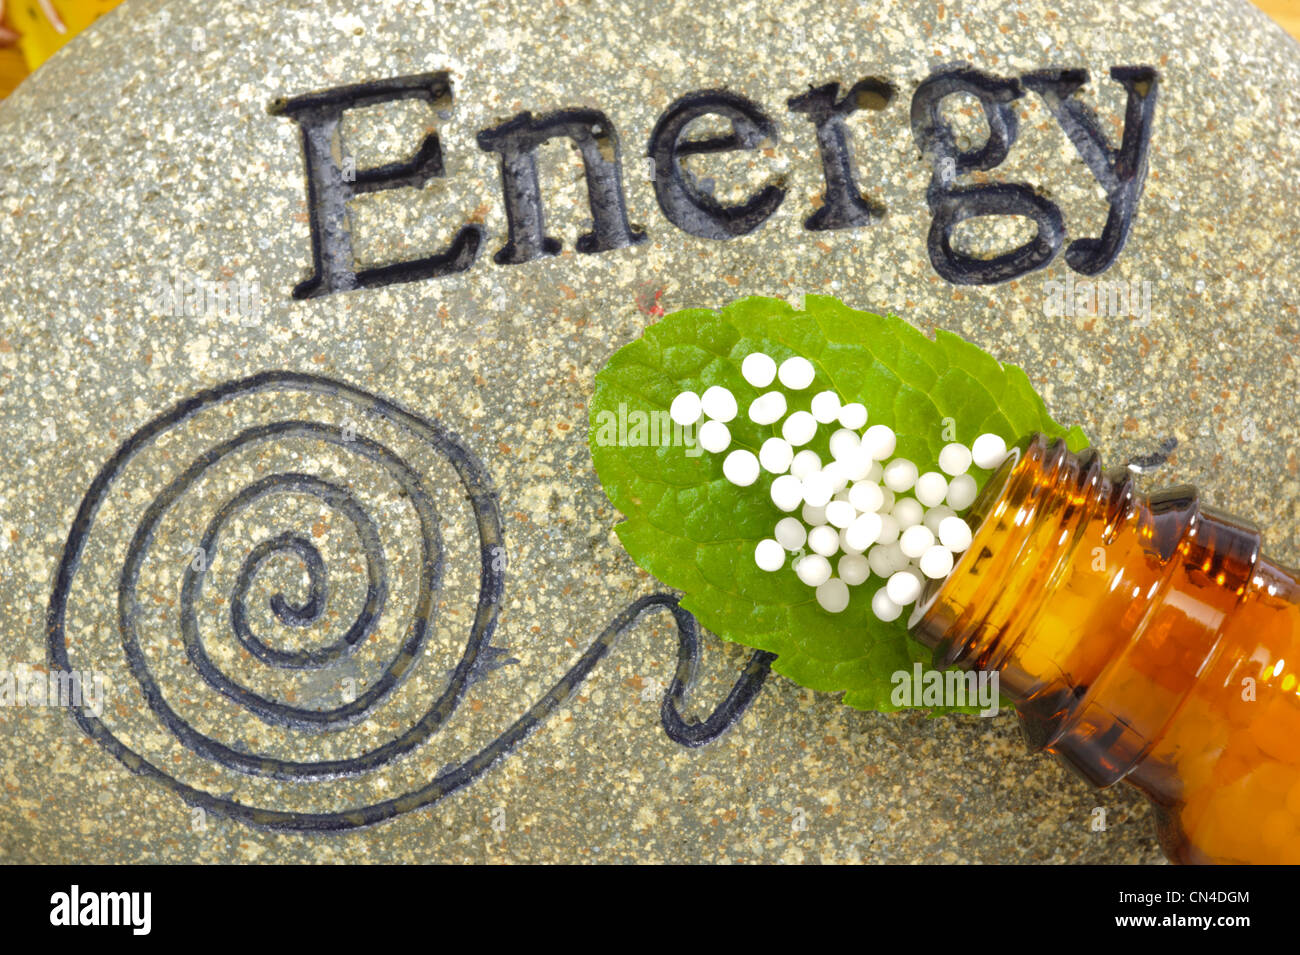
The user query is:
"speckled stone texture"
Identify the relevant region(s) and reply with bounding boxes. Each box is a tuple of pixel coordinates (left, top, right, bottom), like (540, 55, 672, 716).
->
(0, 0, 1297, 863)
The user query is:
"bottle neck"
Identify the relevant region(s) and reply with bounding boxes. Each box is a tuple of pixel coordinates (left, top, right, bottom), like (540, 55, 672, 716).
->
(909, 433, 1263, 789)
(910, 434, 1119, 674)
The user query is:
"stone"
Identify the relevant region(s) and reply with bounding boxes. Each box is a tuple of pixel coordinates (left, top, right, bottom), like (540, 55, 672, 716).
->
(0, 0, 1297, 863)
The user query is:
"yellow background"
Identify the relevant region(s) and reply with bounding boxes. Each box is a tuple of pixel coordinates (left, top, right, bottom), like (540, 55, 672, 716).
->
(1258, 0, 1300, 39)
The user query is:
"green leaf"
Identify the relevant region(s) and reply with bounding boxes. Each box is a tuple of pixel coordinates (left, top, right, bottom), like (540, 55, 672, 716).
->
(589, 295, 1088, 713)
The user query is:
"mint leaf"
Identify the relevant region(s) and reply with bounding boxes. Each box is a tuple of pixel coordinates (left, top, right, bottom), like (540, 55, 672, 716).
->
(589, 295, 1088, 713)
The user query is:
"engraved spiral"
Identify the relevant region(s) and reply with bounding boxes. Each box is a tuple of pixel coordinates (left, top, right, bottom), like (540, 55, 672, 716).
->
(47, 372, 506, 827)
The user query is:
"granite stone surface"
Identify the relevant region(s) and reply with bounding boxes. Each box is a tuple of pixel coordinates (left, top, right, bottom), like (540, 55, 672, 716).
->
(0, 0, 1297, 862)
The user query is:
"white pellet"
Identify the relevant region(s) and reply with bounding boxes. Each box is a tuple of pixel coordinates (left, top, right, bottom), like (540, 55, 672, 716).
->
(864, 461, 884, 483)
(821, 460, 850, 492)
(923, 505, 956, 535)
(838, 402, 868, 430)
(919, 544, 954, 579)
(899, 524, 936, 559)
(782, 410, 818, 447)
(748, 391, 787, 425)
(883, 458, 918, 493)
(946, 473, 978, 510)
(845, 512, 883, 552)
(900, 568, 927, 602)
(802, 470, 834, 508)
(875, 513, 900, 546)
(915, 471, 949, 508)
(868, 540, 909, 579)
(808, 525, 840, 557)
(892, 497, 924, 529)
(828, 428, 861, 463)
(801, 502, 827, 525)
(701, 385, 738, 423)
(938, 442, 973, 476)
(871, 588, 903, 622)
(971, 432, 1008, 470)
(816, 578, 851, 613)
(840, 447, 875, 482)
(722, 449, 760, 486)
(669, 391, 701, 426)
(825, 500, 856, 529)
(698, 419, 731, 454)
(861, 424, 896, 460)
(778, 356, 816, 390)
(867, 544, 897, 579)
(879, 486, 896, 513)
(774, 516, 807, 550)
(848, 480, 884, 514)
(810, 390, 842, 424)
(795, 553, 832, 587)
(839, 527, 863, 555)
(886, 569, 923, 606)
(755, 538, 785, 572)
(770, 474, 804, 512)
(741, 352, 777, 388)
(790, 449, 822, 480)
(938, 515, 973, 552)
(759, 436, 794, 473)
(838, 553, 871, 586)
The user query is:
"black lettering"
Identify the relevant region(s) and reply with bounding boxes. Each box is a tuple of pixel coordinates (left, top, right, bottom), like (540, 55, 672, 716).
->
(911, 67, 1065, 285)
(270, 71, 482, 299)
(476, 109, 645, 265)
(647, 90, 785, 240)
(1023, 66, 1158, 276)
(788, 79, 894, 231)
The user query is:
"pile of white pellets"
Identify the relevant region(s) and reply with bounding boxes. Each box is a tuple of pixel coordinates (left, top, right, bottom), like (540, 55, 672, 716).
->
(668, 352, 1010, 620)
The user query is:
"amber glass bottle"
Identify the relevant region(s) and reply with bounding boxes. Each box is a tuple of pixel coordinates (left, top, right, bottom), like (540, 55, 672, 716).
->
(909, 433, 1300, 864)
